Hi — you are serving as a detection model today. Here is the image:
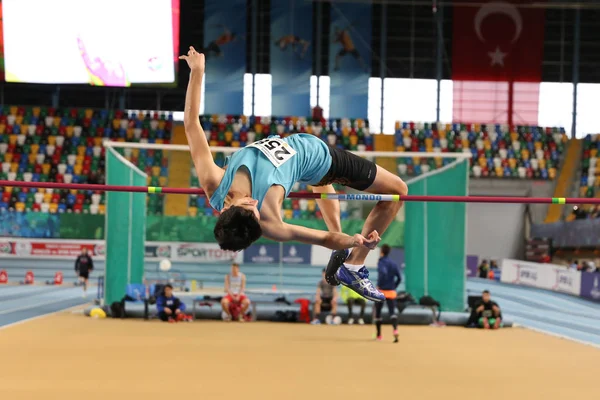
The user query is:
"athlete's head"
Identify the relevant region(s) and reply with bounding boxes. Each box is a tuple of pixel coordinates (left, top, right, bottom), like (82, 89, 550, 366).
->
(164, 284, 173, 298)
(231, 262, 240, 275)
(380, 244, 391, 257)
(482, 290, 491, 303)
(214, 203, 262, 251)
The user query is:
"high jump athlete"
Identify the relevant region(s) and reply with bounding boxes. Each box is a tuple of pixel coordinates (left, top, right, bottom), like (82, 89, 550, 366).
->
(179, 47, 408, 302)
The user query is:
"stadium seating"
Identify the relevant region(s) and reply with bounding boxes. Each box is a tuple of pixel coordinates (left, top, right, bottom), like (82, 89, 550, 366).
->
(394, 122, 567, 179)
(0, 106, 172, 215)
(579, 134, 600, 199)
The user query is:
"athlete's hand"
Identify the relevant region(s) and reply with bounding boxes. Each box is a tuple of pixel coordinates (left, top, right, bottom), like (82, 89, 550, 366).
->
(363, 230, 381, 249)
(352, 230, 380, 250)
(179, 46, 205, 73)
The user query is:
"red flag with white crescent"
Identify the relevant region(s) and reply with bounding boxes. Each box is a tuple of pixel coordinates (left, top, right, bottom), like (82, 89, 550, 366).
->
(452, 0, 545, 82)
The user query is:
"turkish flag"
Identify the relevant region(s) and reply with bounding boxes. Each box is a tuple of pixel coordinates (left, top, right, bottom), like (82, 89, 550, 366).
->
(452, 0, 545, 82)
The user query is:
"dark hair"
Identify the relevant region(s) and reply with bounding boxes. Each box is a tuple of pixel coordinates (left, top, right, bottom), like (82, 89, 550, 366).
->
(214, 206, 262, 251)
(165, 284, 173, 290)
(482, 290, 490, 295)
(380, 244, 391, 256)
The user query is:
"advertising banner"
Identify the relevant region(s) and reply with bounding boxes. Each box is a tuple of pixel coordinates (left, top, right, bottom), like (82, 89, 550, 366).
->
(270, 0, 312, 116)
(243, 244, 280, 264)
(580, 272, 600, 303)
(500, 259, 581, 296)
(328, 2, 372, 119)
(171, 242, 241, 263)
(203, 0, 247, 114)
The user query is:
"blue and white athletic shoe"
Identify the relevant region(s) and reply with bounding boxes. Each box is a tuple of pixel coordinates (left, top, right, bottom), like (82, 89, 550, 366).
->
(336, 265, 385, 302)
(324, 249, 350, 286)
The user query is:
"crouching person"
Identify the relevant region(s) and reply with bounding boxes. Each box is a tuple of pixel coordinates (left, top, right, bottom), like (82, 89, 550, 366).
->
(157, 284, 191, 322)
(476, 290, 502, 329)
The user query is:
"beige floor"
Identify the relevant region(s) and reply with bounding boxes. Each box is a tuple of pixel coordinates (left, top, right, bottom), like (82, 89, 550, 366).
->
(0, 312, 597, 400)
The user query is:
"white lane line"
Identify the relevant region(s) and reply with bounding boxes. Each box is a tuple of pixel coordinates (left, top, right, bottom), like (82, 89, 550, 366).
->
(0, 303, 89, 331)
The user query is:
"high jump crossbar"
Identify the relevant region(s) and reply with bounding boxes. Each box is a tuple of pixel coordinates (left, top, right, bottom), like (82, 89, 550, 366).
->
(0, 180, 592, 205)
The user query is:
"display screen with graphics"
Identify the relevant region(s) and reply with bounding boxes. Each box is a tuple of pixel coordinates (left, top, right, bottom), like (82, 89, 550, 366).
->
(1, 0, 179, 86)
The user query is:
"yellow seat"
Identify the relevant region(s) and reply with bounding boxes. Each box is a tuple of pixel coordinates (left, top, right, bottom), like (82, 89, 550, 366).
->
(15, 202, 25, 212)
(424, 138, 433, 148)
(66, 126, 74, 136)
(0, 124, 5, 134)
(85, 109, 93, 119)
(77, 146, 86, 156)
(9, 106, 17, 115)
(188, 207, 198, 217)
(435, 158, 443, 168)
(49, 203, 59, 213)
(283, 209, 293, 220)
(75, 155, 84, 165)
(74, 165, 83, 175)
(439, 130, 447, 139)
(342, 127, 350, 137)
(132, 148, 139, 158)
(478, 157, 487, 168)
(3, 153, 12, 163)
(396, 146, 405, 152)
(152, 166, 161, 177)
(591, 149, 598, 157)
(9, 134, 17, 145)
(508, 159, 517, 169)
(43, 193, 52, 203)
(307, 200, 316, 212)
(462, 139, 470, 149)
(10, 163, 19, 173)
(231, 141, 240, 148)
(159, 177, 167, 186)
(30, 144, 39, 154)
(155, 139, 164, 145)
(94, 137, 103, 147)
(538, 159, 546, 169)
(350, 136, 358, 146)
(395, 121, 401, 131)
(47, 136, 56, 146)
(53, 116, 61, 127)
(15, 115, 23, 125)
(549, 168, 557, 179)
(255, 124, 264, 134)
(32, 107, 41, 117)
(98, 205, 106, 215)
(225, 131, 233, 143)
(28, 154, 36, 164)
(495, 166, 504, 177)
(158, 120, 166, 130)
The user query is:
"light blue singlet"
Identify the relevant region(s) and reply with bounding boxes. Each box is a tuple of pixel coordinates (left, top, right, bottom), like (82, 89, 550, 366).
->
(209, 134, 332, 211)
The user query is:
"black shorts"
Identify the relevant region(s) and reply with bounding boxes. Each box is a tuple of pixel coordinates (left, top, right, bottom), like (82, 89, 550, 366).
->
(320, 296, 333, 311)
(79, 271, 89, 279)
(315, 145, 377, 191)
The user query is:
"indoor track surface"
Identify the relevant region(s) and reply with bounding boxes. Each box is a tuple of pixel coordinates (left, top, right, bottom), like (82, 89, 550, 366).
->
(0, 313, 598, 400)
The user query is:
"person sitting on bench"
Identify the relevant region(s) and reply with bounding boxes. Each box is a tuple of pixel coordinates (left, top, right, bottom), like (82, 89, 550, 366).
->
(156, 284, 190, 322)
(340, 285, 366, 325)
(221, 263, 251, 321)
(312, 269, 340, 325)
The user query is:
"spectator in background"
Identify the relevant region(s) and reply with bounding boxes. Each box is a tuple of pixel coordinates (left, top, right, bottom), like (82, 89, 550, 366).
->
(340, 285, 366, 325)
(375, 244, 402, 343)
(312, 269, 340, 325)
(475, 290, 502, 329)
(221, 263, 250, 321)
(74, 248, 94, 297)
(569, 260, 579, 270)
(221, 263, 251, 322)
(477, 260, 489, 279)
(156, 284, 190, 322)
(489, 260, 500, 280)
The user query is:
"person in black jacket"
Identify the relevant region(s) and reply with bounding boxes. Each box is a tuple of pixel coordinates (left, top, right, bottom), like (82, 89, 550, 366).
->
(476, 290, 502, 329)
(74, 248, 94, 297)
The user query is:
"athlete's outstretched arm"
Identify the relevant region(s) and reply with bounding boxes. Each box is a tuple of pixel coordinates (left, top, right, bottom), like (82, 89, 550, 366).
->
(262, 222, 379, 251)
(312, 185, 341, 233)
(179, 46, 223, 196)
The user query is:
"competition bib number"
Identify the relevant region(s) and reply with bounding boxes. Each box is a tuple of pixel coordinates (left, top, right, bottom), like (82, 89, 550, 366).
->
(248, 137, 297, 168)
